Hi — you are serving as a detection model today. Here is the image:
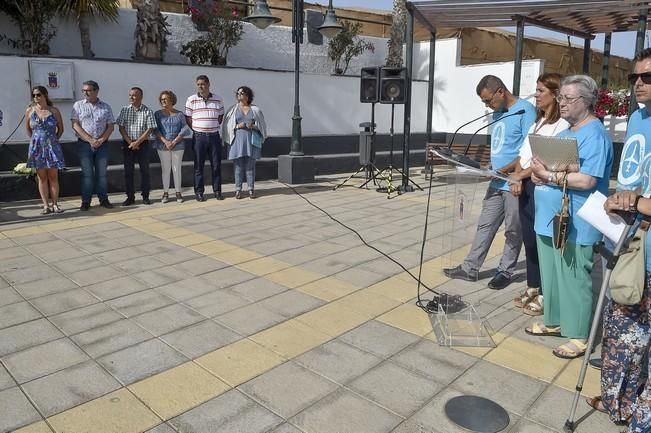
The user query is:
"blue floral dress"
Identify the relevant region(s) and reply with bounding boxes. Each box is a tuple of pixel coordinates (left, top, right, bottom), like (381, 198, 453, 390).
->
(26, 111, 65, 169)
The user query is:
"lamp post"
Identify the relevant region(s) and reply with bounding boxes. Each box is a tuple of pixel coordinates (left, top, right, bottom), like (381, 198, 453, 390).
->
(246, 0, 342, 182)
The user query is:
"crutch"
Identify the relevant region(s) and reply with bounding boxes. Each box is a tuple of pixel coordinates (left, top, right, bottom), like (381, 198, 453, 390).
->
(564, 210, 639, 432)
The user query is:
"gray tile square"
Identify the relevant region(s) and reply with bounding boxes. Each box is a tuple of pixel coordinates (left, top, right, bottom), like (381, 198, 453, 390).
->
(294, 340, 382, 385)
(0, 364, 15, 392)
(170, 257, 228, 276)
(155, 276, 221, 301)
(85, 276, 149, 301)
(113, 256, 167, 274)
(184, 290, 249, 317)
(152, 248, 203, 265)
(106, 289, 174, 318)
(28, 242, 87, 263)
(199, 267, 256, 290)
(132, 304, 205, 336)
(257, 291, 325, 319)
(508, 420, 559, 433)
(3, 338, 89, 383)
(22, 360, 121, 417)
(391, 339, 477, 384)
(71, 319, 153, 358)
(161, 320, 240, 358)
(145, 423, 177, 433)
(0, 318, 64, 357)
(240, 361, 338, 418)
(170, 389, 282, 433)
(214, 303, 286, 336)
(333, 267, 387, 287)
(290, 388, 402, 433)
(67, 265, 125, 286)
(0, 287, 24, 307)
(95, 246, 146, 264)
(49, 303, 123, 336)
(52, 255, 107, 274)
(0, 255, 42, 274)
(14, 276, 78, 299)
(349, 361, 442, 417)
(228, 278, 289, 303)
(0, 387, 42, 433)
(98, 338, 187, 385)
(338, 321, 420, 358)
(135, 267, 192, 289)
(268, 424, 304, 433)
(30, 288, 99, 316)
(0, 301, 41, 329)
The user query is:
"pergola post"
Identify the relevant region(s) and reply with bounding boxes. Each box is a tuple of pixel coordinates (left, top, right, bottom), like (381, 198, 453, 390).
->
(583, 38, 591, 74)
(426, 30, 436, 142)
(630, 8, 649, 116)
(402, 4, 415, 191)
(602, 32, 612, 88)
(513, 15, 525, 96)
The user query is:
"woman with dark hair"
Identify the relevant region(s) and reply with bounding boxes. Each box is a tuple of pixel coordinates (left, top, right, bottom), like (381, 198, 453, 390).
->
(509, 73, 569, 315)
(222, 86, 267, 199)
(25, 85, 65, 214)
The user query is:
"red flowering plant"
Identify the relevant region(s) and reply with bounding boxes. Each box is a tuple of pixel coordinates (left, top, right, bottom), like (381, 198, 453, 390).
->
(181, 0, 244, 66)
(594, 88, 630, 118)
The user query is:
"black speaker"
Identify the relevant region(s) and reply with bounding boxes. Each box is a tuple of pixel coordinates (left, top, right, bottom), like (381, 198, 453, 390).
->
(380, 67, 406, 104)
(360, 67, 380, 103)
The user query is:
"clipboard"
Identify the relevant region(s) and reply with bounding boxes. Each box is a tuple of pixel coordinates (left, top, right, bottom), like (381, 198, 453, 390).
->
(528, 134, 578, 172)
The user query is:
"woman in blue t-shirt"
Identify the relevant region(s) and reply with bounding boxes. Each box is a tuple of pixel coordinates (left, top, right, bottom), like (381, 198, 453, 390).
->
(524, 75, 613, 360)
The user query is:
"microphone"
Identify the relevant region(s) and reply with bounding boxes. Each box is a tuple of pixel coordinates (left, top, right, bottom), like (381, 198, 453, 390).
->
(459, 109, 527, 168)
(436, 111, 495, 158)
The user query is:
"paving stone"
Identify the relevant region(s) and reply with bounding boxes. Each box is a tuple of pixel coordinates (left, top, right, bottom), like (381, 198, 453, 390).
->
(294, 340, 382, 385)
(26, 241, 87, 263)
(51, 256, 108, 274)
(3, 338, 89, 383)
(0, 387, 42, 433)
(170, 257, 229, 276)
(0, 364, 15, 392)
(106, 289, 175, 318)
(22, 360, 121, 417)
(200, 267, 257, 290)
(145, 423, 177, 433)
(184, 289, 249, 318)
(0, 318, 64, 357)
(3, 264, 58, 285)
(135, 267, 192, 289)
(30, 288, 99, 316)
(240, 361, 338, 418)
(508, 419, 559, 433)
(85, 275, 149, 301)
(0, 301, 41, 329)
(227, 278, 289, 303)
(268, 424, 304, 433)
(257, 291, 325, 319)
(214, 303, 286, 336)
(390, 339, 478, 384)
(113, 256, 167, 274)
(14, 276, 79, 300)
(71, 319, 153, 358)
(290, 387, 402, 433)
(0, 254, 42, 274)
(155, 276, 221, 301)
(152, 248, 203, 265)
(98, 338, 187, 385)
(66, 265, 125, 287)
(49, 303, 123, 336)
(132, 303, 205, 337)
(333, 267, 389, 287)
(0, 287, 23, 308)
(11, 232, 57, 246)
(75, 238, 128, 254)
(349, 361, 443, 417)
(338, 320, 420, 359)
(161, 319, 241, 358)
(95, 246, 147, 264)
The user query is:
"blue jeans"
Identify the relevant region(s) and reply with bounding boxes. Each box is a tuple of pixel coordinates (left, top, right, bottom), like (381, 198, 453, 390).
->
(233, 156, 255, 191)
(78, 139, 109, 203)
(192, 132, 221, 195)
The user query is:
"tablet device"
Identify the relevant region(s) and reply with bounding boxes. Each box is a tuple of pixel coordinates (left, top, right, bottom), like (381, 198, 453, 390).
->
(528, 134, 578, 172)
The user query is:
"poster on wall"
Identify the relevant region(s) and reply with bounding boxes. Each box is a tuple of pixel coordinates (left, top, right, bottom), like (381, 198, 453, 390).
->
(28, 60, 75, 101)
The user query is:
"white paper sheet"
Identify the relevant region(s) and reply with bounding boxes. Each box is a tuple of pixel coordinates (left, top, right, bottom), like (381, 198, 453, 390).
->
(576, 191, 626, 242)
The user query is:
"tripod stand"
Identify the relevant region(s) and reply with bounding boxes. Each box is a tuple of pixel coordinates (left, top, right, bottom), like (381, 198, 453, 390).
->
(375, 104, 423, 198)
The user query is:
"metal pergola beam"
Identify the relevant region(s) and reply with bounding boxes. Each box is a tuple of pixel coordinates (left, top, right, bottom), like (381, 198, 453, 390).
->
(516, 15, 595, 39)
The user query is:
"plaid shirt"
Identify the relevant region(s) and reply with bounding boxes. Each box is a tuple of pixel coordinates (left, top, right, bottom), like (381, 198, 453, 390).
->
(116, 104, 156, 141)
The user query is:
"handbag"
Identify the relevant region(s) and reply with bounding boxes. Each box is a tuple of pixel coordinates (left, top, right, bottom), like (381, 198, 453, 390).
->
(552, 174, 570, 253)
(251, 129, 263, 148)
(610, 226, 647, 305)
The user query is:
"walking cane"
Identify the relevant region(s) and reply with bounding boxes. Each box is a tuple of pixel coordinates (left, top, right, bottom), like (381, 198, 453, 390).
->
(563, 210, 639, 432)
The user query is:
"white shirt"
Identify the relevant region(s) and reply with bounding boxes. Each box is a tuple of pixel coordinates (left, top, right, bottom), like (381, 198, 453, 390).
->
(518, 117, 570, 169)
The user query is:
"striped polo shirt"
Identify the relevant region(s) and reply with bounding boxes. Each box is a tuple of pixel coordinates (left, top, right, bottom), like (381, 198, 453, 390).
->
(185, 92, 224, 133)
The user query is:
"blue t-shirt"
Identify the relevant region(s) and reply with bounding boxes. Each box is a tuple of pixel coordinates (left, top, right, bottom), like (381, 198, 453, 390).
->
(489, 98, 536, 190)
(616, 108, 651, 270)
(534, 118, 613, 245)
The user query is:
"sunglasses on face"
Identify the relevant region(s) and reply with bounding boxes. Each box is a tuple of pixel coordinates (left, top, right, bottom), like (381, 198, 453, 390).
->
(32, 93, 42, 97)
(628, 72, 651, 85)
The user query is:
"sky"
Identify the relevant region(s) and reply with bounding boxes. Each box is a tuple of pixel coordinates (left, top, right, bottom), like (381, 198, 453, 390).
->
(330, 0, 649, 59)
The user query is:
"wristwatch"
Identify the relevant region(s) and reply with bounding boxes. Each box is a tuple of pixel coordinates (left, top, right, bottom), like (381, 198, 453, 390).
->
(632, 195, 642, 212)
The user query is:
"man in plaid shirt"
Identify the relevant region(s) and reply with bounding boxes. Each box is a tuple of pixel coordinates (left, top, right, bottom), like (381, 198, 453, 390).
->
(116, 87, 157, 206)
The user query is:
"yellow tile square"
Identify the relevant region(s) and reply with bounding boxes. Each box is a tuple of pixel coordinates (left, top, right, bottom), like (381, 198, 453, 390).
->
(43, 221, 81, 233)
(121, 217, 158, 227)
(190, 240, 237, 255)
(296, 303, 368, 336)
(554, 357, 602, 397)
(265, 267, 323, 288)
(196, 339, 285, 387)
(296, 277, 359, 301)
(377, 304, 433, 337)
(210, 248, 261, 265)
(484, 336, 568, 382)
(12, 421, 53, 433)
(236, 257, 291, 276)
(366, 277, 417, 303)
(128, 362, 230, 420)
(168, 233, 214, 247)
(250, 319, 331, 358)
(339, 290, 400, 319)
(3, 226, 46, 238)
(48, 388, 160, 433)
(140, 222, 175, 233)
(153, 228, 195, 239)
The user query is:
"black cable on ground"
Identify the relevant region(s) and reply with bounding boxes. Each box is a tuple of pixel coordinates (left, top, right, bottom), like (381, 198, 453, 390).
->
(1, 114, 27, 161)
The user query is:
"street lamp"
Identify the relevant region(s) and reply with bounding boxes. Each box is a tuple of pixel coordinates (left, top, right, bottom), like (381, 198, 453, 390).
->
(245, 0, 342, 182)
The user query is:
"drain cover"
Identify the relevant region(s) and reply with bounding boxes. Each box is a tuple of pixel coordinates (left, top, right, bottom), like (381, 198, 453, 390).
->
(444, 395, 510, 433)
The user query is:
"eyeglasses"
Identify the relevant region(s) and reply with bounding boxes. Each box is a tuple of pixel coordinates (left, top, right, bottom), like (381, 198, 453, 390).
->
(628, 72, 651, 85)
(236, 91, 246, 96)
(555, 95, 583, 104)
(32, 93, 42, 97)
(481, 88, 502, 105)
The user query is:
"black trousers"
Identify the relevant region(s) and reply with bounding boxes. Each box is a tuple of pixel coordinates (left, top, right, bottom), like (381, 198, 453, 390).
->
(122, 140, 151, 199)
(192, 132, 222, 195)
(519, 177, 541, 290)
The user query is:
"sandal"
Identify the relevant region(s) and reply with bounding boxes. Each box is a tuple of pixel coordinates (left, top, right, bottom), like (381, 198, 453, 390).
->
(40, 206, 51, 215)
(523, 295, 543, 316)
(514, 287, 538, 308)
(161, 192, 169, 203)
(525, 323, 561, 337)
(176, 192, 183, 203)
(52, 204, 64, 214)
(235, 190, 242, 200)
(553, 339, 587, 359)
(585, 396, 607, 414)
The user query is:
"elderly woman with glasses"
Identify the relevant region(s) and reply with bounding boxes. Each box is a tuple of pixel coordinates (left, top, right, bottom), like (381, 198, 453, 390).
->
(26, 86, 66, 214)
(221, 86, 267, 199)
(525, 75, 613, 360)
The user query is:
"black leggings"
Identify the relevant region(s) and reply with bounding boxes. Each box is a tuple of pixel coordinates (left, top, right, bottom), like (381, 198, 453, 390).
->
(519, 178, 541, 290)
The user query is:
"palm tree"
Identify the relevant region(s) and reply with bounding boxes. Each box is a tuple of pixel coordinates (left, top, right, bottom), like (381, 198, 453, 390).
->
(58, 0, 120, 58)
(131, 0, 169, 61)
(385, 0, 406, 67)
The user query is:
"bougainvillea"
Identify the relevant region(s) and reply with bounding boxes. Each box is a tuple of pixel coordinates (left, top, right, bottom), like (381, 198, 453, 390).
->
(595, 88, 630, 118)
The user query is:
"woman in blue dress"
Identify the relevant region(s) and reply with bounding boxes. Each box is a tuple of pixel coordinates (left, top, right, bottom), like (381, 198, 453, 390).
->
(222, 86, 267, 199)
(25, 86, 65, 214)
